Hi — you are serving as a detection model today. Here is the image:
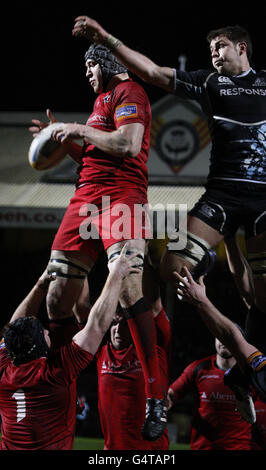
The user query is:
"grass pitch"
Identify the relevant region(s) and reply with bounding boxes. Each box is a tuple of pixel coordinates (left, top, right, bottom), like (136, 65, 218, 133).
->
(73, 436, 189, 450)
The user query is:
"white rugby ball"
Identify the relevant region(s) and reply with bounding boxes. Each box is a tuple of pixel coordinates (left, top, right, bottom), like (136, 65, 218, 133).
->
(28, 122, 64, 170)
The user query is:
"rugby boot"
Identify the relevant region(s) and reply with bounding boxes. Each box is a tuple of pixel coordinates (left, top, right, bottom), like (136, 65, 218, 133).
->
(141, 397, 167, 441)
(191, 249, 217, 281)
(224, 363, 256, 424)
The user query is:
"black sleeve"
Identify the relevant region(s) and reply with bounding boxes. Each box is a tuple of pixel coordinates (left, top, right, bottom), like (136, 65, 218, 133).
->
(173, 68, 213, 101)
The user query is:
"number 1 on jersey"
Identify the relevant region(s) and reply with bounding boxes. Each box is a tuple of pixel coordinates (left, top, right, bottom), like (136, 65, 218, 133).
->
(12, 389, 26, 422)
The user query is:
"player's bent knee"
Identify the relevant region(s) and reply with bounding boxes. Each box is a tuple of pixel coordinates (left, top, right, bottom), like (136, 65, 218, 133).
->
(46, 253, 90, 319)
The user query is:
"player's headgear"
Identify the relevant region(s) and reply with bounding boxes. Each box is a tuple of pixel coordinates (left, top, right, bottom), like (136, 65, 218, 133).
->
(3, 317, 49, 365)
(84, 43, 128, 91)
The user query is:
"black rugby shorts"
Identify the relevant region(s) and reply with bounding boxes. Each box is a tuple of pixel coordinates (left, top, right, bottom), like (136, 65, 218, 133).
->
(189, 180, 266, 238)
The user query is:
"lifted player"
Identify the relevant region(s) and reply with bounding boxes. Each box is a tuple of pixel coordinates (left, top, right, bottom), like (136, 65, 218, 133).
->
(72, 18, 266, 351)
(30, 42, 165, 440)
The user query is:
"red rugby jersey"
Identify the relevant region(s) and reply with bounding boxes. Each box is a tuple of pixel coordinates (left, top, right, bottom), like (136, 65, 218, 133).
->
(0, 335, 93, 450)
(170, 355, 252, 450)
(96, 310, 170, 450)
(77, 79, 151, 191)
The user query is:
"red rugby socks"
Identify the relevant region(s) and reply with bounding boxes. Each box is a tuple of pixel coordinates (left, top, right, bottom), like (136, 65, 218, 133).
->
(124, 298, 164, 399)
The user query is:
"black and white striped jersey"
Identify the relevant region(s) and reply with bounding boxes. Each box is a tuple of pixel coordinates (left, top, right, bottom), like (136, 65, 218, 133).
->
(173, 68, 266, 183)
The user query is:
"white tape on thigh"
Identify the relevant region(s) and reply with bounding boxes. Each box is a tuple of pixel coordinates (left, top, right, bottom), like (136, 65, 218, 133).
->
(47, 253, 89, 281)
(167, 231, 211, 266)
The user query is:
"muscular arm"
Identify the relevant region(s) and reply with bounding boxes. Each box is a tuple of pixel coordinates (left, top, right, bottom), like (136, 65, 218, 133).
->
(52, 121, 145, 158)
(73, 245, 141, 355)
(175, 267, 257, 372)
(107, 43, 175, 92)
(167, 362, 196, 410)
(72, 16, 175, 93)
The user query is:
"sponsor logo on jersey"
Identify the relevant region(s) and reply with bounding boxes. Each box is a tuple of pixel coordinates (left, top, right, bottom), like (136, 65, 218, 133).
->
(101, 358, 142, 374)
(220, 87, 266, 96)
(115, 103, 138, 121)
(218, 76, 234, 85)
(253, 77, 266, 87)
(198, 203, 216, 218)
(103, 93, 111, 103)
(201, 390, 235, 402)
(86, 113, 110, 126)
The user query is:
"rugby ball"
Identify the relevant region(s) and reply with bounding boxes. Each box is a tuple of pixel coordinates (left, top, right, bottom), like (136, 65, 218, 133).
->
(28, 122, 64, 170)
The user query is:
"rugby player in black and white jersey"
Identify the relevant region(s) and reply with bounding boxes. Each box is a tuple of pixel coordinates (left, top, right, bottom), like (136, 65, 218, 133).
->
(72, 19, 266, 356)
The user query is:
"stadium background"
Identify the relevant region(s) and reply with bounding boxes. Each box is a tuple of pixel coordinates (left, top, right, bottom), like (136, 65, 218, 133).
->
(0, 4, 265, 448)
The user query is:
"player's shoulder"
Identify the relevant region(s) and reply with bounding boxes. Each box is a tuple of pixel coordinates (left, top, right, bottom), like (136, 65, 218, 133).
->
(115, 78, 149, 97)
(189, 355, 214, 373)
(174, 68, 216, 86)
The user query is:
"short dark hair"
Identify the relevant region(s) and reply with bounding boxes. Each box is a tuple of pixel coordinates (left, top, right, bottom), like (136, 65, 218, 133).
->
(206, 25, 253, 61)
(3, 317, 49, 365)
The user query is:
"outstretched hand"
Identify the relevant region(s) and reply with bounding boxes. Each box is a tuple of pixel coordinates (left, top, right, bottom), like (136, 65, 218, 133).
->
(174, 267, 207, 305)
(29, 109, 57, 138)
(72, 16, 108, 44)
(108, 243, 142, 279)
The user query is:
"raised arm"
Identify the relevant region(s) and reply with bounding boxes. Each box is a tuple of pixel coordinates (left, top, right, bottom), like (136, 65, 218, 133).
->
(175, 267, 257, 372)
(72, 244, 141, 355)
(10, 270, 56, 323)
(72, 16, 175, 93)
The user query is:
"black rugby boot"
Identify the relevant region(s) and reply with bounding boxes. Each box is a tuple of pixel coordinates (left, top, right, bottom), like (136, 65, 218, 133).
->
(141, 397, 167, 441)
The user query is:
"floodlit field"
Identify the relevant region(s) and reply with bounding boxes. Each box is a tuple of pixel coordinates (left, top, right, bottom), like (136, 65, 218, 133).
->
(73, 437, 190, 450)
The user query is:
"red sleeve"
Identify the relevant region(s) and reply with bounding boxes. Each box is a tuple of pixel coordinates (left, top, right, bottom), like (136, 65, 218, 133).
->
(53, 341, 94, 383)
(170, 361, 198, 401)
(113, 81, 150, 128)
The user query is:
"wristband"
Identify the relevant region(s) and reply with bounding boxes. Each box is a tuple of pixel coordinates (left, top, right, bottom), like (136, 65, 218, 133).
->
(104, 34, 123, 51)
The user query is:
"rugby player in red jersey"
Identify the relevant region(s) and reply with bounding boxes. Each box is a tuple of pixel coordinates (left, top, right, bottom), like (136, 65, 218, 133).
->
(95, 250, 170, 450)
(0, 245, 139, 450)
(175, 267, 266, 420)
(168, 338, 253, 450)
(29, 42, 166, 440)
